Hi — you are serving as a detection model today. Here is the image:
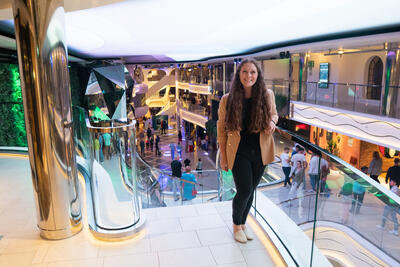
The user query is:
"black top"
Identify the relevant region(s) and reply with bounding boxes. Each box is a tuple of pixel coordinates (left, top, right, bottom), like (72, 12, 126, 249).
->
(237, 98, 261, 156)
(171, 160, 182, 177)
(386, 165, 400, 184)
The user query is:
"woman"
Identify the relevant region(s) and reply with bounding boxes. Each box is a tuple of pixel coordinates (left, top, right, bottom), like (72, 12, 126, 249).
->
(217, 59, 278, 243)
(368, 151, 382, 184)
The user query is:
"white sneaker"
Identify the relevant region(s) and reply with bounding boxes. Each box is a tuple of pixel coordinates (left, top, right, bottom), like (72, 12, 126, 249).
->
(376, 224, 384, 230)
(389, 230, 399, 236)
(233, 230, 247, 243)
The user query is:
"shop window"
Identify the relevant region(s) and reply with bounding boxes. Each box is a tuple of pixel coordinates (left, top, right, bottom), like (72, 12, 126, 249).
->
(366, 56, 383, 100)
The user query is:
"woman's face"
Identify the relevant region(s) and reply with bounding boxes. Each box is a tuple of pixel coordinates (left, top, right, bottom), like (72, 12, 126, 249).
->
(296, 161, 302, 168)
(239, 62, 258, 90)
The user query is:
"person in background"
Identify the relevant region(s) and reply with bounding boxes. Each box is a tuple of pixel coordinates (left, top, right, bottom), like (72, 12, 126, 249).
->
(149, 134, 154, 151)
(170, 156, 182, 201)
(368, 151, 382, 183)
(288, 161, 305, 200)
(178, 130, 183, 143)
(308, 152, 321, 192)
(376, 179, 400, 236)
(181, 165, 197, 201)
(290, 146, 308, 189)
(160, 120, 165, 134)
(162, 119, 168, 134)
(350, 174, 366, 214)
(291, 144, 300, 157)
(177, 142, 182, 160)
(155, 135, 160, 156)
(147, 127, 152, 141)
(196, 158, 203, 178)
(94, 133, 100, 161)
(338, 178, 353, 224)
(280, 147, 291, 187)
(386, 158, 400, 186)
(169, 143, 176, 160)
(98, 134, 104, 162)
(103, 132, 112, 160)
(319, 157, 329, 193)
(184, 158, 191, 167)
(201, 138, 207, 151)
(140, 139, 145, 156)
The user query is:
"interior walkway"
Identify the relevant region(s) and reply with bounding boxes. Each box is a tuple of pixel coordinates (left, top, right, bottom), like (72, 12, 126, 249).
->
(0, 155, 278, 267)
(138, 123, 219, 191)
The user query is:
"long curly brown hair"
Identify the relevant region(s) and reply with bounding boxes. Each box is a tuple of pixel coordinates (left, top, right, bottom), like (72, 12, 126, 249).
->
(225, 59, 271, 133)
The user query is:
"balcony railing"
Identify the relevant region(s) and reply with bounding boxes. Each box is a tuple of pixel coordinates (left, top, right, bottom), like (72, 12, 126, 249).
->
(178, 97, 209, 117)
(265, 79, 400, 119)
(217, 127, 400, 266)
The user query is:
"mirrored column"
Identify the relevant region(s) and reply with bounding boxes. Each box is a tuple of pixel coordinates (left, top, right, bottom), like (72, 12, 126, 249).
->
(12, 0, 82, 239)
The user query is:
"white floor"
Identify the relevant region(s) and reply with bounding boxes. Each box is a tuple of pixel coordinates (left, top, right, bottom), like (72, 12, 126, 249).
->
(0, 155, 277, 267)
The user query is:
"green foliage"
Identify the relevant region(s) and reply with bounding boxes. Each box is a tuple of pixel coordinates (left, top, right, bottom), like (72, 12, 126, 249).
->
(0, 64, 90, 147)
(0, 63, 27, 147)
(327, 139, 340, 157)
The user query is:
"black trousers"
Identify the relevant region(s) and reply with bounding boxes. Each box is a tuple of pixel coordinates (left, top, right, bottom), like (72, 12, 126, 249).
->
(231, 149, 265, 225)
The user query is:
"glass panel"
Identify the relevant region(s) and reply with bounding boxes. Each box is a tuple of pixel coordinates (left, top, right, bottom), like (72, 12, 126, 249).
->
(394, 86, 400, 119)
(136, 150, 220, 207)
(316, 82, 334, 107)
(354, 84, 381, 115)
(304, 82, 317, 104)
(86, 122, 140, 230)
(334, 83, 356, 111)
(255, 128, 400, 266)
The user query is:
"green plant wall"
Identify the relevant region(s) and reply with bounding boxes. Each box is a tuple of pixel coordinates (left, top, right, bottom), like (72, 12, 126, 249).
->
(0, 63, 27, 147)
(0, 63, 90, 147)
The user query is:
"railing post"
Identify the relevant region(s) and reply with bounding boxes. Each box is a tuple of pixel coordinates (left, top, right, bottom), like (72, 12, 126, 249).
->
(353, 84, 357, 112)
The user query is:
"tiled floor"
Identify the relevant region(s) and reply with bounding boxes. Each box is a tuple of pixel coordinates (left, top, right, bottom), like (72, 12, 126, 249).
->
(0, 155, 277, 267)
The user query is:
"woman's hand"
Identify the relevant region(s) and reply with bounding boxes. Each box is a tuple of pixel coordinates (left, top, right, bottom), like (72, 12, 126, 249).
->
(220, 156, 228, 172)
(266, 120, 276, 134)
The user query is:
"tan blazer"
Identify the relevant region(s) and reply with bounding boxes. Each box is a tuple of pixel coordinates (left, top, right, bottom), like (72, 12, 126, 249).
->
(217, 89, 278, 170)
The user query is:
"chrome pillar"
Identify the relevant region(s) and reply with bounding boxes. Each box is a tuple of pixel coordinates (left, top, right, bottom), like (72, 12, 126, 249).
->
(12, 0, 82, 239)
(383, 43, 400, 116)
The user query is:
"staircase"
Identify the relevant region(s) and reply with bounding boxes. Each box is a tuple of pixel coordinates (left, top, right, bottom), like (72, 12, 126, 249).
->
(145, 75, 175, 99)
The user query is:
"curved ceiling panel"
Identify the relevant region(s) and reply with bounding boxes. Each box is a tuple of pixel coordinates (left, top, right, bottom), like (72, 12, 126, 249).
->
(0, 0, 400, 62)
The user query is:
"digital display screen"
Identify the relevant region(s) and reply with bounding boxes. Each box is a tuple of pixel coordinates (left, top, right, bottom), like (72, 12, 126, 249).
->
(319, 63, 329, 89)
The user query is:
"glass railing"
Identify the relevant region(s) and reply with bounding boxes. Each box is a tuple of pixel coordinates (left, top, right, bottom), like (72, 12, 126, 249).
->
(178, 97, 209, 117)
(217, 127, 400, 266)
(73, 106, 145, 238)
(135, 152, 221, 208)
(265, 79, 400, 119)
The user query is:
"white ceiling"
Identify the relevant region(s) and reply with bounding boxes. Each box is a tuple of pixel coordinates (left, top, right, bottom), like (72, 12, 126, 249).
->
(1, 0, 400, 62)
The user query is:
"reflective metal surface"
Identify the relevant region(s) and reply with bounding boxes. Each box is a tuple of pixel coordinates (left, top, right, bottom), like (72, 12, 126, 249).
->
(12, 0, 82, 239)
(85, 121, 145, 239)
(384, 43, 400, 116)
